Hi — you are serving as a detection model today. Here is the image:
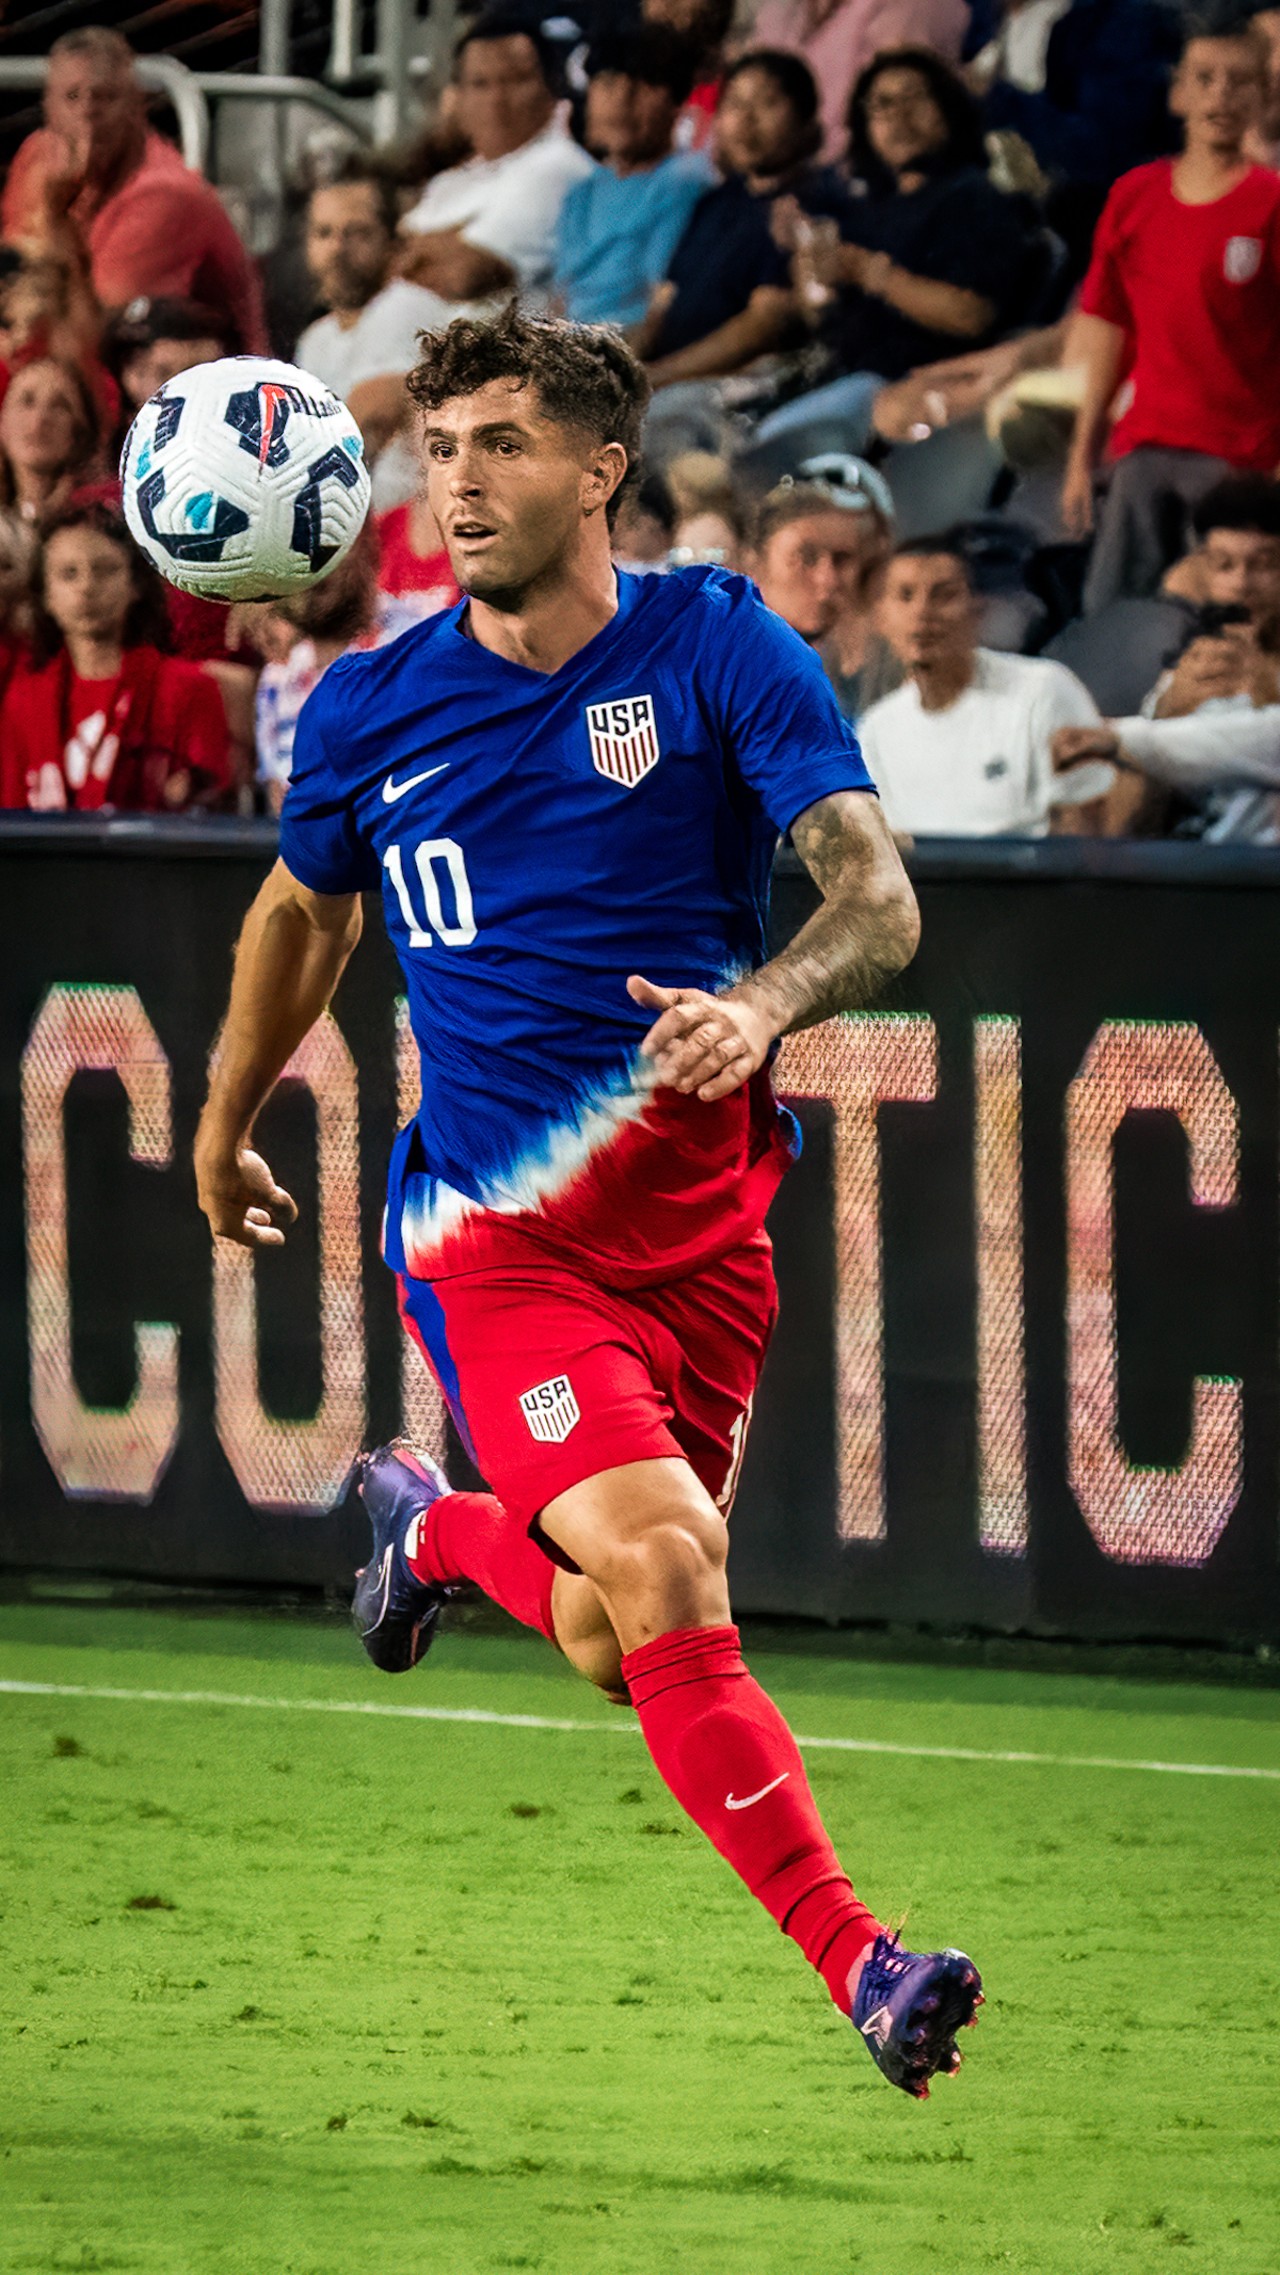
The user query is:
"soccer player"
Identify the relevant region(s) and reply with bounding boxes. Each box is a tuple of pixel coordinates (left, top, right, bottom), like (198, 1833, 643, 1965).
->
(194, 310, 982, 2098)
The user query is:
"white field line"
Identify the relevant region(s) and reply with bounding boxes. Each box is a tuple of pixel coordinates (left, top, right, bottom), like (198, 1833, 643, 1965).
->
(2, 1676, 1278, 1782)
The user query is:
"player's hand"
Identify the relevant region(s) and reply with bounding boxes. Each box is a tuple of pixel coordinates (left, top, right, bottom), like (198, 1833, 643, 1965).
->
(195, 1141, 298, 1250)
(628, 976, 776, 1103)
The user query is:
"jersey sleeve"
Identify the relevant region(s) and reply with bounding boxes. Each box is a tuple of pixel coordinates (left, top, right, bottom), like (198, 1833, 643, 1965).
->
(701, 573, 876, 832)
(277, 667, 380, 895)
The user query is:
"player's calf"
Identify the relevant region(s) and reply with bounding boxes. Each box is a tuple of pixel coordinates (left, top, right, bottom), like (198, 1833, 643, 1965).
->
(547, 1570, 628, 1702)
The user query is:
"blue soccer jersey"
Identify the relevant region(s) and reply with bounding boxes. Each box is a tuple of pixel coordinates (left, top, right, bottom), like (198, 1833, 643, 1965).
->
(279, 564, 875, 1285)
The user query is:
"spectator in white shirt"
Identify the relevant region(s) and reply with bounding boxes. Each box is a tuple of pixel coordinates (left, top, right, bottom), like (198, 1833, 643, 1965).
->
(1054, 700, 1280, 843)
(398, 13, 595, 315)
(293, 157, 444, 508)
(858, 536, 1108, 835)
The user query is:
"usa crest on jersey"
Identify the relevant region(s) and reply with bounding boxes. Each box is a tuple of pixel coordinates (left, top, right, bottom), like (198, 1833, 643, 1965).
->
(519, 1374, 581, 1444)
(585, 693, 660, 787)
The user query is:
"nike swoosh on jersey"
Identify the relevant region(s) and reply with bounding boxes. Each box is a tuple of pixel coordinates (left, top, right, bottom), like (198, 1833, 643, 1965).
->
(724, 1771, 790, 1811)
(382, 763, 450, 803)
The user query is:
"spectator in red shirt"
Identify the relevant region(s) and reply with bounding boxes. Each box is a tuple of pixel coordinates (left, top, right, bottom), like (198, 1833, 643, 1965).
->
(1063, 17, 1280, 610)
(375, 495, 460, 621)
(0, 495, 230, 813)
(2, 27, 266, 353)
(0, 355, 102, 525)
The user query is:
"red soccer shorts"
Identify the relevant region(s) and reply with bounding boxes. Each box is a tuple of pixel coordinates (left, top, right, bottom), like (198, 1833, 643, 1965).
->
(397, 1227, 777, 1538)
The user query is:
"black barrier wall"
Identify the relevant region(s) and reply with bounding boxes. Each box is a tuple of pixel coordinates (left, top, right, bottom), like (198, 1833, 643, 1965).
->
(1, 817, 1277, 1643)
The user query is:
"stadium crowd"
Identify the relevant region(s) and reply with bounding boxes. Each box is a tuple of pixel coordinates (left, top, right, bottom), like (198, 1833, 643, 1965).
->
(3, 1, 1280, 839)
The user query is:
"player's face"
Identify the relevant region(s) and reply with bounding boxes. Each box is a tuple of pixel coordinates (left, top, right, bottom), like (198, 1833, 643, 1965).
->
(877, 553, 975, 668)
(585, 71, 679, 168)
(306, 183, 393, 313)
(122, 336, 223, 409)
(42, 525, 134, 647)
(1171, 37, 1265, 149)
(755, 511, 864, 641)
(421, 380, 609, 602)
(1202, 527, 1280, 622)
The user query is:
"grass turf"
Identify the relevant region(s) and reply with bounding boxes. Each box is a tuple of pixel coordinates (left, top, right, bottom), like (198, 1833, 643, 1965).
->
(1, 1600, 1278, 2275)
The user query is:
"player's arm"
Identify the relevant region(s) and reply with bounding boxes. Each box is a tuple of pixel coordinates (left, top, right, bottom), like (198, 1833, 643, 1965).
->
(630, 791, 918, 1103)
(194, 858, 363, 1249)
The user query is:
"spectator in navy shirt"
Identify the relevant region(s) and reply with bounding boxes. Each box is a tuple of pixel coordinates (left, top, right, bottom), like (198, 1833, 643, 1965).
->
(554, 28, 712, 326)
(634, 50, 847, 393)
(972, 0, 1178, 275)
(754, 48, 1043, 456)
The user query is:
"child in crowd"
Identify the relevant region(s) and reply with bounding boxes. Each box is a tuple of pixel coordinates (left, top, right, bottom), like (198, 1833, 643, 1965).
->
(0, 495, 230, 812)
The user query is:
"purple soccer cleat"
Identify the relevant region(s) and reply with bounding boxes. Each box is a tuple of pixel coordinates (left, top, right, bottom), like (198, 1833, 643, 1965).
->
(351, 1440, 456, 1673)
(850, 1931, 984, 2099)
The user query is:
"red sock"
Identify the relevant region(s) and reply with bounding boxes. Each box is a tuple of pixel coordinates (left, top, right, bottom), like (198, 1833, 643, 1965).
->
(404, 1490, 557, 1641)
(621, 1625, 882, 2010)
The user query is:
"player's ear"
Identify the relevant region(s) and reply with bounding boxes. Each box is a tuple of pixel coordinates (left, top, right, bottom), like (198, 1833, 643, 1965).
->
(581, 441, 628, 520)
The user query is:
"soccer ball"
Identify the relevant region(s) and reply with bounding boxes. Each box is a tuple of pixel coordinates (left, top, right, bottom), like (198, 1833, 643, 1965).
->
(120, 356, 372, 603)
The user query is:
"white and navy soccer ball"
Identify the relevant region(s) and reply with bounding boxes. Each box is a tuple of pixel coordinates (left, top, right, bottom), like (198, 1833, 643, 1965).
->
(120, 355, 371, 603)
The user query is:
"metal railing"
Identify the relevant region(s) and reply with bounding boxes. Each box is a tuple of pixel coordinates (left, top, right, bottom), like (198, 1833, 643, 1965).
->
(0, 55, 371, 179)
(327, 0, 460, 141)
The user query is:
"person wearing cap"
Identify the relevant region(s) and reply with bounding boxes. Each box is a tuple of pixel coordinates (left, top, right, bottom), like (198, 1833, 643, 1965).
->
(750, 466, 901, 720)
(102, 296, 232, 452)
(2, 27, 265, 352)
(553, 28, 712, 327)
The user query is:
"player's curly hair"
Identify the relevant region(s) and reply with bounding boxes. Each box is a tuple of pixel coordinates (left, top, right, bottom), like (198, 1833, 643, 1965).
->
(406, 307, 651, 526)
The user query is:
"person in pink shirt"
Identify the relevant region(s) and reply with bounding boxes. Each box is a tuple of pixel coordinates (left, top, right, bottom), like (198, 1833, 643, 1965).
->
(2, 26, 265, 352)
(750, 0, 968, 161)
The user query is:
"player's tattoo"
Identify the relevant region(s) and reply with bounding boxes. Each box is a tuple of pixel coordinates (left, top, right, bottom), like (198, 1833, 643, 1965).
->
(727, 791, 919, 1037)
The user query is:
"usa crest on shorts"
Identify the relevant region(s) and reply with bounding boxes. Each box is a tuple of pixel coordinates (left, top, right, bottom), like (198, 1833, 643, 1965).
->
(519, 1374, 581, 1444)
(585, 693, 660, 787)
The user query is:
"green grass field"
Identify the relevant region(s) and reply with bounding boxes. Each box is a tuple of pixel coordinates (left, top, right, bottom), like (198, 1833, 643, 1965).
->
(2, 1598, 1279, 2275)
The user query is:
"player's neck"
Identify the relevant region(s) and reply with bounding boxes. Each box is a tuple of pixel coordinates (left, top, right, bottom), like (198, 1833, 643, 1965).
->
(65, 634, 124, 680)
(464, 549, 621, 675)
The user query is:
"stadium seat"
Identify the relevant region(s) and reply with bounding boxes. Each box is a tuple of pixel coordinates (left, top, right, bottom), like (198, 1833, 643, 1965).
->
(881, 421, 1005, 541)
(1043, 594, 1196, 715)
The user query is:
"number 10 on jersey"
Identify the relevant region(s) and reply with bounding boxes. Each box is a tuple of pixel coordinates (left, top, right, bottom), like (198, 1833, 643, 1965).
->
(383, 838, 477, 947)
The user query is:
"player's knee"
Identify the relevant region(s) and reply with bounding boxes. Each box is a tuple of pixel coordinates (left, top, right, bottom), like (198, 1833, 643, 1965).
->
(608, 1510, 727, 1607)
